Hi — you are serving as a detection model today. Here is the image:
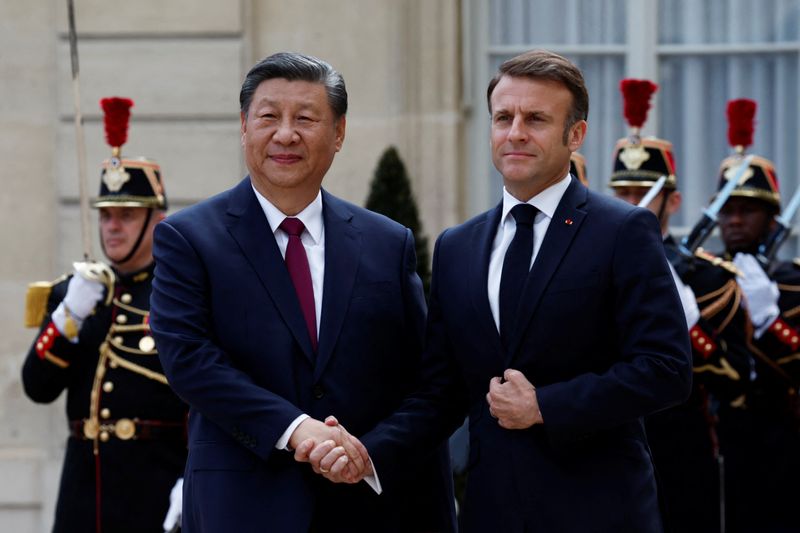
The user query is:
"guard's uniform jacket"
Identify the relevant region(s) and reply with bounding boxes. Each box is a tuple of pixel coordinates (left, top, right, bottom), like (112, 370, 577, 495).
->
(645, 238, 752, 533)
(750, 259, 800, 386)
(714, 255, 800, 533)
(22, 264, 187, 533)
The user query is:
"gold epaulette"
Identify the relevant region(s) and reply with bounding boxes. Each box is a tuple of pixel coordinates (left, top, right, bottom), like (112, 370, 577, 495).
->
(23, 275, 67, 328)
(695, 247, 742, 277)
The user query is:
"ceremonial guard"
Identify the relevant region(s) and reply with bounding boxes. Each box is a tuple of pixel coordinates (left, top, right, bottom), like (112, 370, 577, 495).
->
(713, 99, 800, 533)
(22, 98, 187, 533)
(610, 80, 752, 533)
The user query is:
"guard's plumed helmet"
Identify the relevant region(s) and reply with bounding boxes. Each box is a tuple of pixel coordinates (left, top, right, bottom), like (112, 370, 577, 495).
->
(716, 98, 779, 209)
(93, 97, 167, 209)
(609, 79, 676, 190)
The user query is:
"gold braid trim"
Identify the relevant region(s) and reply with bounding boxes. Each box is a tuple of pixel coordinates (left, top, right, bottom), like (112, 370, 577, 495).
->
(777, 283, 800, 292)
(699, 281, 736, 322)
(88, 343, 109, 455)
(694, 357, 741, 381)
(112, 298, 149, 316)
(696, 282, 731, 305)
(716, 283, 742, 333)
(43, 351, 69, 369)
(783, 305, 800, 319)
(102, 344, 168, 385)
(110, 324, 150, 333)
(777, 352, 800, 366)
(107, 336, 158, 356)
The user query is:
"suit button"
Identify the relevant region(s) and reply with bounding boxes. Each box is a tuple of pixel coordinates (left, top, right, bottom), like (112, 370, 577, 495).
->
(312, 385, 324, 399)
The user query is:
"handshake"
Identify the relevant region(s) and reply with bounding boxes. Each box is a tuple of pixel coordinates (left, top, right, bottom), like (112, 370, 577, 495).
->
(289, 416, 374, 484)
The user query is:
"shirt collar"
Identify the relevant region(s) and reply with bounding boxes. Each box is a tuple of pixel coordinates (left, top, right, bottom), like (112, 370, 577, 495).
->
(251, 184, 324, 245)
(501, 172, 571, 223)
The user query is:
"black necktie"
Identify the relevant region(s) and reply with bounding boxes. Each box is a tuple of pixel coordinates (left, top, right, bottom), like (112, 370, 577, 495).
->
(499, 204, 538, 347)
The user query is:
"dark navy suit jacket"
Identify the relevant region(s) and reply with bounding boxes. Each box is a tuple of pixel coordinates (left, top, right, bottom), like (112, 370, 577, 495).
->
(372, 177, 693, 532)
(150, 177, 455, 533)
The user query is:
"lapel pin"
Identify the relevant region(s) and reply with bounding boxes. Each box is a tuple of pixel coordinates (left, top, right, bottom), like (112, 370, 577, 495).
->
(565, 218, 573, 225)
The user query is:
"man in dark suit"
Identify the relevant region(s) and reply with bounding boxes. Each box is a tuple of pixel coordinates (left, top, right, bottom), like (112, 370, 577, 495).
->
(378, 49, 692, 532)
(149, 52, 455, 532)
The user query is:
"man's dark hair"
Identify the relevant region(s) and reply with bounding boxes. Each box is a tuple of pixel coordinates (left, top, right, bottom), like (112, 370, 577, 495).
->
(239, 52, 348, 119)
(486, 49, 589, 144)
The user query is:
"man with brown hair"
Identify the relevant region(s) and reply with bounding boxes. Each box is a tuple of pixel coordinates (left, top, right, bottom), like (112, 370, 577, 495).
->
(376, 50, 692, 532)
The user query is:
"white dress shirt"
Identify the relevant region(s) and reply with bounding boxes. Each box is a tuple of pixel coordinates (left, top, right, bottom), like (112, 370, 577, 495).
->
(251, 185, 381, 493)
(487, 174, 572, 331)
(253, 186, 325, 333)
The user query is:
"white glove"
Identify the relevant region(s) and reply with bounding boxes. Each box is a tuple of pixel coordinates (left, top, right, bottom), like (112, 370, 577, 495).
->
(668, 261, 700, 328)
(52, 264, 105, 342)
(734, 253, 780, 338)
(163, 477, 183, 532)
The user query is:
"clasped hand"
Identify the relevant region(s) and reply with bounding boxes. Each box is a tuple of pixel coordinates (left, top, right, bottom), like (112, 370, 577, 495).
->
(486, 369, 543, 429)
(290, 416, 373, 484)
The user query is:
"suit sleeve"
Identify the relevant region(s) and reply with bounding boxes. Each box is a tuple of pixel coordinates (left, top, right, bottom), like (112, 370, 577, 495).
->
(536, 208, 693, 444)
(361, 229, 469, 482)
(150, 220, 303, 461)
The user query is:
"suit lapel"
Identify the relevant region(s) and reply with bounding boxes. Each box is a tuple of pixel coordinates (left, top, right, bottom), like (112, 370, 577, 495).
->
(314, 191, 360, 380)
(506, 179, 588, 365)
(469, 204, 504, 357)
(225, 178, 315, 363)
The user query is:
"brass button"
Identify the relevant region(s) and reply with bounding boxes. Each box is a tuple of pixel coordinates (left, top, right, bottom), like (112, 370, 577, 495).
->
(41, 335, 49, 343)
(115, 418, 136, 440)
(36, 342, 43, 351)
(120, 293, 132, 304)
(139, 335, 156, 352)
(100, 408, 111, 419)
(116, 314, 128, 324)
(103, 381, 114, 393)
(99, 431, 110, 442)
(109, 359, 119, 369)
(83, 419, 99, 439)
(47, 327, 54, 335)
(114, 336, 123, 344)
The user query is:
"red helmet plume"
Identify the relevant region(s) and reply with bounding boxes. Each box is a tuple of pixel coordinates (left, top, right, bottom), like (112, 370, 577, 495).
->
(726, 98, 756, 150)
(100, 97, 134, 149)
(620, 79, 658, 129)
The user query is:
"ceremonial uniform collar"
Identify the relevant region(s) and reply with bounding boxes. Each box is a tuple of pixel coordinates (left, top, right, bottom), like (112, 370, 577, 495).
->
(113, 262, 155, 285)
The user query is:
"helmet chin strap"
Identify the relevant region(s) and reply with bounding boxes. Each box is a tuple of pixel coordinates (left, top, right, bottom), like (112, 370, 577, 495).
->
(100, 208, 153, 268)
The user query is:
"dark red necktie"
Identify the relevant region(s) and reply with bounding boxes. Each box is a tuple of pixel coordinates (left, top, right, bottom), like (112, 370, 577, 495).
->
(279, 218, 317, 352)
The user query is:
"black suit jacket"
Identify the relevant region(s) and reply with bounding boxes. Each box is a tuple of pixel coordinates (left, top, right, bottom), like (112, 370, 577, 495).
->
(150, 177, 455, 533)
(369, 177, 693, 532)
